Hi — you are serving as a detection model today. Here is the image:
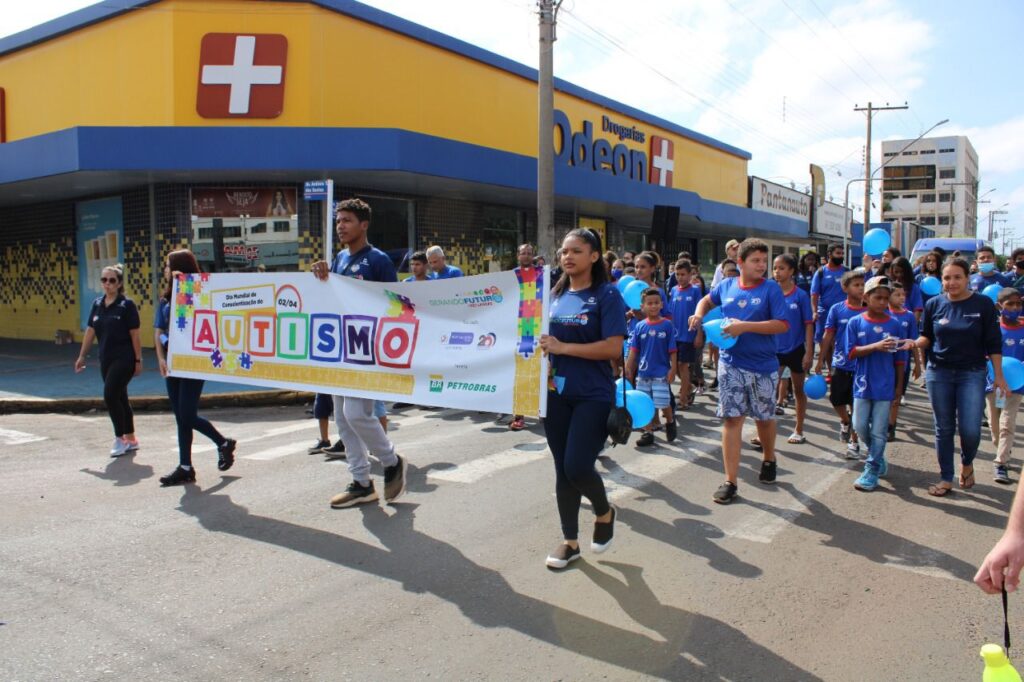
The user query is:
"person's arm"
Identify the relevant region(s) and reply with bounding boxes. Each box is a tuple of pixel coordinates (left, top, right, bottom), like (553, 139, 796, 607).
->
(625, 348, 638, 384)
(74, 328, 96, 373)
(667, 349, 678, 384)
(154, 327, 169, 377)
(802, 319, 814, 372)
(850, 336, 895, 358)
(688, 294, 716, 330)
(541, 335, 624, 361)
(810, 270, 821, 321)
(983, 299, 1011, 394)
(312, 259, 330, 281)
(815, 328, 835, 374)
(726, 319, 788, 336)
(130, 329, 142, 376)
(976, 484, 1024, 593)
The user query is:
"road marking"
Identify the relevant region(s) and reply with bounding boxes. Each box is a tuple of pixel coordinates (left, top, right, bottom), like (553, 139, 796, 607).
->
(428, 438, 549, 483)
(0, 427, 47, 445)
(177, 421, 313, 454)
(389, 408, 463, 429)
(243, 444, 307, 461)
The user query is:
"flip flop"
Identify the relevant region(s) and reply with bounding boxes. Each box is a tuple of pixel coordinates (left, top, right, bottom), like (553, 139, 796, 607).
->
(959, 468, 976, 489)
(928, 482, 953, 497)
(750, 436, 763, 449)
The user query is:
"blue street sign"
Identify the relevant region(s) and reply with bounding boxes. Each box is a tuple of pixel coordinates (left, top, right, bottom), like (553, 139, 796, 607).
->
(304, 180, 328, 200)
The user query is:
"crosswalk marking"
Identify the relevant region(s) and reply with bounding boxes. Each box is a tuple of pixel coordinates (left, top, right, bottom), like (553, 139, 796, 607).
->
(0, 427, 47, 445)
(428, 438, 550, 483)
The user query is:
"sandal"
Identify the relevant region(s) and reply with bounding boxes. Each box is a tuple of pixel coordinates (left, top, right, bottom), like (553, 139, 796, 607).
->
(928, 482, 953, 497)
(787, 433, 806, 444)
(750, 436, 763, 449)
(959, 468, 976, 489)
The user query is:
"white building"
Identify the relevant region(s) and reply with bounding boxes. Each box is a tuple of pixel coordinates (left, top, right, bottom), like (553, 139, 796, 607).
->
(880, 135, 979, 238)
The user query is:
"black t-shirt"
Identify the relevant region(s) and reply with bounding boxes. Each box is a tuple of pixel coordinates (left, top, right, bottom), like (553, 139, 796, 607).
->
(88, 295, 140, 362)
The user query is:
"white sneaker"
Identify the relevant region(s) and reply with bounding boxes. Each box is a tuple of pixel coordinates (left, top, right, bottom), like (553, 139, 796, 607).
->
(124, 439, 139, 452)
(109, 438, 130, 457)
(845, 442, 861, 460)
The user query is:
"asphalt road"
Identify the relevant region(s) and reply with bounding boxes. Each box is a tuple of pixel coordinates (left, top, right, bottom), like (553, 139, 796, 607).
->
(1, 387, 1019, 680)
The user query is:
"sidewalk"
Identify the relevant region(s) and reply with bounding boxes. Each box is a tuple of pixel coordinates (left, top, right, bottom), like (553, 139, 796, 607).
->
(0, 338, 309, 413)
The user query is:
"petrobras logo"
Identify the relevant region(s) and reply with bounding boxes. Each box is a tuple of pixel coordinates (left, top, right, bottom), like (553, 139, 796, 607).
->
(429, 374, 445, 393)
(429, 286, 504, 308)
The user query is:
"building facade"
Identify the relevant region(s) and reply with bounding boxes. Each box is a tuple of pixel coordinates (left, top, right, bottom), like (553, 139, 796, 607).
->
(880, 135, 980, 239)
(0, 0, 815, 347)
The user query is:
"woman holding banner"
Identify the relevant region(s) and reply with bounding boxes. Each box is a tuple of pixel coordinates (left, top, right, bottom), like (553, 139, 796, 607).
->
(153, 249, 237, 486)
(540, 228, 627, 570)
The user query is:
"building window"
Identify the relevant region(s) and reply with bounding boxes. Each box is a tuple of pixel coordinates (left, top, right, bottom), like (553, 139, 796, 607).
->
(920, 149, 935, 154)
(273, 221, 290, 233)
(883, 152, 897, 157)
(882, 164, 936, 191)
(920, 216, 935, 225)
(901, 150, 918, 155)
(939, 169, 955, 179)
(698, 239, 717, 273)
(249, 222, 267, 234)
(939, 148, 955, 153)
(938, 216, 950, 225)
(939, 193, 952, 203)
(921, 194, 935, 203)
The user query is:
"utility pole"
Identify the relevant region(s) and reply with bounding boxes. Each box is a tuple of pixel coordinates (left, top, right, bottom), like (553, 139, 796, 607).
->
(989, 210, 1008, 243)
(537, 0, 562, 262)
(944, 180, 978, 238)
(854, 102, 909, 231)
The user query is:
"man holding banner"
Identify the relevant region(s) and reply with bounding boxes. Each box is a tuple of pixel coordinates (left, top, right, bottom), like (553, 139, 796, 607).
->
(311, 198, 407, 508)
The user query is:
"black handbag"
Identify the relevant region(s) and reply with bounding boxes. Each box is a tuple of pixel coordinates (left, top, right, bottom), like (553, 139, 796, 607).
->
(607, 374, 633, 446)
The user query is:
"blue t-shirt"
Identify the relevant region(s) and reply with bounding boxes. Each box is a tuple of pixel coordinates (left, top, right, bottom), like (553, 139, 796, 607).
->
(795, 270, 815, 294)
(889, 307, 919, 365)
(626, 282, 669, 318)
(629, 318, 676, 378)
(402, 275, 429, 282)
(430, 264, 464, 280)
(709, 277, 789, 374)
(920, 293, 1002, 371)
(332, 244, 398, 283)
(904, 283, 924, 313)
(775, 286, 813, 354)
(667, 284, 700, 342)
(825, 301, 867, 372)
(845, 313, 908, 401)
(811, 264, 848, 314)
(549, 282, 628, 401)
(970, 271, 1011, 293)
(998, 322, 1024, 395)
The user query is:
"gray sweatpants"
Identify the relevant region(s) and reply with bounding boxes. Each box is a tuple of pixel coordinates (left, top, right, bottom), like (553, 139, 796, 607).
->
(332, 395, 398, 485)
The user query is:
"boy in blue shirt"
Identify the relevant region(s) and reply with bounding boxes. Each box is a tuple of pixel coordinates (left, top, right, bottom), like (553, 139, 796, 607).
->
(627, 288, 678, 445)
(971, 246, 1011, 293)
(987, 288, 1024, 483)
(845, 276, 909, 491)
(689, 239, 788, 503)
(886, 283, 922, 442)
(814, 270, 866, 458)
(403, 251, 430, 282)
(668, 259, 702, 409)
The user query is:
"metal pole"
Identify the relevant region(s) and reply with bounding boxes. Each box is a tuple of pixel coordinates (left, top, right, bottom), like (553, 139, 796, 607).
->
(325, 179, 334, 265)
(537, 0, 558, 262)
(863, 102, 872, 233)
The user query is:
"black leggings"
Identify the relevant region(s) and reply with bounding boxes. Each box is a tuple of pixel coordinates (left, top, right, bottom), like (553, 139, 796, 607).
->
(166, 376, 225, 467)
(100, 355, 135, 437)
(544, 392, 611, 540)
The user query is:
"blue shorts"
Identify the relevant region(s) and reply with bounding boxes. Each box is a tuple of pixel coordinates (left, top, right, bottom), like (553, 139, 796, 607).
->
(676, 341, 696, 364)
(716, 361, 779, 421)
(814, 315, 826, 345)
(313, 393, 333, 419)
(637, 376, 672, 409)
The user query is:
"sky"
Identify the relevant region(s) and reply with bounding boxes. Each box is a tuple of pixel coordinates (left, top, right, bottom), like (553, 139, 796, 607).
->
(4, 0, 1023, 246)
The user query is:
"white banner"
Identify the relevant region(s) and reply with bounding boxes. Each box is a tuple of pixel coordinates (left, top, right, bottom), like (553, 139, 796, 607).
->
(750, 176, 811, 223)
(167, 268, 550, 416)
(813, 200, 852, 238)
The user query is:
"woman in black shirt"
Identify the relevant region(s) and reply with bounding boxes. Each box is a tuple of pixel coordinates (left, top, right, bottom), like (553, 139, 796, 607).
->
(74, 264, 141, 458)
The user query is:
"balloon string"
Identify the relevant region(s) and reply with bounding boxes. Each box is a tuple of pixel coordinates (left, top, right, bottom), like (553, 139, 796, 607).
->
(1005, 585, 1012, 657)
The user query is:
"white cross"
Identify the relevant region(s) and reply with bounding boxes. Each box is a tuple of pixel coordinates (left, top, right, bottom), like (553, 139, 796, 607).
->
(652, 139, 673, 187)
(201, 36, 282, 114)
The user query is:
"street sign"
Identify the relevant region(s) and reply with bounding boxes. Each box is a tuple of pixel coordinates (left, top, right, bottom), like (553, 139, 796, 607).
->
(303, 180, 328, 200)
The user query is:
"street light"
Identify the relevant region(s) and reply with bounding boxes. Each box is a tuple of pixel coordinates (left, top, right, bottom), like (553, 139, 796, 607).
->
(843, 118, 949, 264)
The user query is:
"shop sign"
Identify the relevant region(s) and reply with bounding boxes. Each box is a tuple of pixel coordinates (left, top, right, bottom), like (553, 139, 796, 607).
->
(554, 110, 674, 187)
(191, 187, 297, 218)
(197, 33, 288, 118)
(813, 201, 851, 238)
(750, 176, 810, 223)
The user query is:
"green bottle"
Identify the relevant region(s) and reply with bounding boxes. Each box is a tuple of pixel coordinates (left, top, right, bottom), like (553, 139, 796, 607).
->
(982, 644, 1023, 682)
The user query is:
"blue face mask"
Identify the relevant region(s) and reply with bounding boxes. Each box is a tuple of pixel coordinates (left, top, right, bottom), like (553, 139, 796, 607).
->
(1003, 310, 1021, 323)
(611, 268, 623, 280)
(980, 262, 997, 275)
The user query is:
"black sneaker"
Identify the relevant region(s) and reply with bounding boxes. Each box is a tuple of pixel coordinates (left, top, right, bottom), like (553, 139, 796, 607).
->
(713, 481, 738, 504)
(592, 505, 616, 553)
(887, 424, 896, 443)
(308, 439, 331, 455)
(665, 420, 677, 442)
(383, 454, 407, 502)
(545, 542, 581, 569)
(759, 460, 777, 484)
(709, 378, 719, 390)
(637, 432, 655, 447)
(323, 440, 346, 460)
(160, 466, 196, 487)
(217, 438, 237, 472)
(330, 481, 378, 508)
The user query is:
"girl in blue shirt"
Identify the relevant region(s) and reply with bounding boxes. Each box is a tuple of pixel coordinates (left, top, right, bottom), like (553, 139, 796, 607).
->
(772, 254, 814, 444)
(540, 229, 627, 569)
(915, 251, 943, 306)
(890, 257, 924, 321)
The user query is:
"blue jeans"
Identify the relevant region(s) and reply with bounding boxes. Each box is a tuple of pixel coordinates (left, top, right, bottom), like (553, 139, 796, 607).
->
(853, 398, 890, 471)
(166, 377, 225, 467)
(926, 366, 987, 483)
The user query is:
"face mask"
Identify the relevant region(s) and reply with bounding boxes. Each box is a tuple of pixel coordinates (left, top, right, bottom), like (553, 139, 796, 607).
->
(980, 262, 997, 275)
(830, 256, 843, 266)
(1003, 310, 1021, 323)
(611, 268, 623, 280)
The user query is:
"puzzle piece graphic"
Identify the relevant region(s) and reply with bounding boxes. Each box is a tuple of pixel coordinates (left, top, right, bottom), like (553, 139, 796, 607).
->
(210, 349, 224, 368)
(176, 315, 188, 331)
(239, 353, 253, 371)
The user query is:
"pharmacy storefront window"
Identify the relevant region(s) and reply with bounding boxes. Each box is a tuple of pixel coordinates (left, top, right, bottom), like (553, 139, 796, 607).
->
(482, 206, 519, 273)
(360, 196, 414, 273)
(190, 187, 299, 272)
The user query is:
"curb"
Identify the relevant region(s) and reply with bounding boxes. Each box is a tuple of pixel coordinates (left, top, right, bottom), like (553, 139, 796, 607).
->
(0, 390, 314, 415)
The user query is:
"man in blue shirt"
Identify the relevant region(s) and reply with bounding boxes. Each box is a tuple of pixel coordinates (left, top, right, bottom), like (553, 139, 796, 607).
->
(403, 251, 430, 282)
(426, 245, 464, 279)
(311, 198, 406, 509)
(689, 239, 789, 504)
(810, 243, 849, 351)
(971, 246, 1012, 293)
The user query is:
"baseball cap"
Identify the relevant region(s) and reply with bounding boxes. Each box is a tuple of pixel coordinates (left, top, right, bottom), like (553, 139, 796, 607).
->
(726, 239, 741, 250)
(864, 276, 892, 295)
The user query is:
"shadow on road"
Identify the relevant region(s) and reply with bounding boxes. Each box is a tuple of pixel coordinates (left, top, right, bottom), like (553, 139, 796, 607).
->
(176, 483, 819, 680)
(80, 453, 154, 487)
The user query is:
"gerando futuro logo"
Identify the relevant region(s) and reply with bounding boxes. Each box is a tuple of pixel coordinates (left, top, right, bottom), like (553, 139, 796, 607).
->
(428, 286, 504, 308)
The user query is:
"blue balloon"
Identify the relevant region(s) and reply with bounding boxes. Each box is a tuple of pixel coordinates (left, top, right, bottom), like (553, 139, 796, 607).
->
(616, 275, 635, 293)
(1004, 357, 1024, 391)
(862, 228, 891, 256)
(623, 279, 648, 309)
(614, 377, 634, 400)
(702, 318, 737, 350)
(920, 276, 941, 296)
(623, 389, 656, 427)
(804, 374, 828, 400)
(703, 307, 724, 323)
(983, 283, 1002, 303)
